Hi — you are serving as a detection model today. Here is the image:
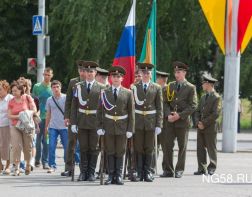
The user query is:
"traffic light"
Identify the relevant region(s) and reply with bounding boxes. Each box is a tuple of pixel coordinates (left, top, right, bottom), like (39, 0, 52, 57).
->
(27, 58, 37, 75)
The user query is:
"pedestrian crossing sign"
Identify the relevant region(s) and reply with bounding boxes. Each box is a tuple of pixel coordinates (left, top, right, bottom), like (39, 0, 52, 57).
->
(32, 15, 43, 35)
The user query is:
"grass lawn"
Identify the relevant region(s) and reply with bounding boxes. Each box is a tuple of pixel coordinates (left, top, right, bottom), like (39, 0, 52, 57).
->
(241, 99, 252, 129)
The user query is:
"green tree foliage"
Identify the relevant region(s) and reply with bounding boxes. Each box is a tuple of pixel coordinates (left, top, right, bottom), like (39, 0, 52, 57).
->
(0, 0, 251, 97)
(0, 1, 37, 82)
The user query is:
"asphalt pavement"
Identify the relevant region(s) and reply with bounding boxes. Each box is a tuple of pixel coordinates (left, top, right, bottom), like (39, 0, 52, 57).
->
(0, 130, 252, 197)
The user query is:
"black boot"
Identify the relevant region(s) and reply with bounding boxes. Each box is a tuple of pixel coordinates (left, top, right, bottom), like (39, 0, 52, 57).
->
(134, 153, 143, 182)
(144, 154, 153, 182)
(88, 154, 98, 181)
(105, 155, 115, 185)
(115, 157, 124, 185)
(77, 152, 88, 181)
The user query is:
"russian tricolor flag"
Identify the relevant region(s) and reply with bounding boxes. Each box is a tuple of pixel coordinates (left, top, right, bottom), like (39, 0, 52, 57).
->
(112, 0, 136, 88)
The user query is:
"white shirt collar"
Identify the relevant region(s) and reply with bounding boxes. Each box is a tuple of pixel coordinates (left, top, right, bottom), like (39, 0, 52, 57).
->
(112, 85, 121, 93)
(86, 80, 95, 88)
(142, 81, 150, 88)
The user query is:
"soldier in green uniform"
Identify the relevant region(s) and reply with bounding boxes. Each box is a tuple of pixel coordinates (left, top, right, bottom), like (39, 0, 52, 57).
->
(194, 74, 221, 176)
(95, 67, 109, 86)
(132, 63, 163, 182)
(95, 67, 109, 178)
(61, 60, 86, 177)
(97, 66, 135, 185)
(70, 61, 105, 181)
(155, 70, 171, 178)
(164, 61, 197, 178)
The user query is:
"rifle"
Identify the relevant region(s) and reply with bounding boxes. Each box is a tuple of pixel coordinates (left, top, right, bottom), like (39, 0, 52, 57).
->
(99, 93, 105, 185)
(129, 137, 136, 180)
(71, 133, 77, 181)
(123, 140, 130, 179)
(154, 134, 158, 175)
(99, 135, 104, 185)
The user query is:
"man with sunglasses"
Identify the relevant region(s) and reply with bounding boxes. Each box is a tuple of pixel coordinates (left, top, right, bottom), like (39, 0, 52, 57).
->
(164, 61, 197, 178)
(132, 63, 163, 182)
(61, 60, 86, 177)
(71, 61, 105, 181)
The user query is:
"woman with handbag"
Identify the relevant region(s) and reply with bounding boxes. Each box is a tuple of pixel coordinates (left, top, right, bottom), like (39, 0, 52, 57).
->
(17, 77, 40, 171)
(8, 81, 37, 176)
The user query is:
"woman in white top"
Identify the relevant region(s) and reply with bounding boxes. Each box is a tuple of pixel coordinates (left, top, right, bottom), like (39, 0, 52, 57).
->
(0, 80, 13, 174)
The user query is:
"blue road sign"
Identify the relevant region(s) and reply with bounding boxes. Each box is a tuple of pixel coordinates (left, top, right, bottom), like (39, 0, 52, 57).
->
(32, 15, 43, 35)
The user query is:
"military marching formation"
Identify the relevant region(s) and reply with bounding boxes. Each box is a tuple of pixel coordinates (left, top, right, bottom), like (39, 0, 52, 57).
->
(59, 60, 221, 185)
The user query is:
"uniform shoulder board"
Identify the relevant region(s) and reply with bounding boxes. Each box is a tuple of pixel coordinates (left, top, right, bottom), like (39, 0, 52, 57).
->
(122, 86, 131, 93)
(97, 81, 106, 88)
(170, 81, 176, 86)
(154, 82, 161, 88)
(185, 81, 195, 88)
(75, 81, 84, 86)
(214, 91, 220, 98)
(130, 84, 135, 90)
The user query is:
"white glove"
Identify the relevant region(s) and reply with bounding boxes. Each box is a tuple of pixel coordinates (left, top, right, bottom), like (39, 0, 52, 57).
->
(71, 125, 78, 133)
(155, 127, 162, 135)
(126, 131, 133, 139)
(97, 129, 105, 136)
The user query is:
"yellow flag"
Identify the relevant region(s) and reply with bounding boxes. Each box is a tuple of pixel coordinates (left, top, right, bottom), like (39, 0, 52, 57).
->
(199, 0, 226, 54)
(241, 18, 252, 53)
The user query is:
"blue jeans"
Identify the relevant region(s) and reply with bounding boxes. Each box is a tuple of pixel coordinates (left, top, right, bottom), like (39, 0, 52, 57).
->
(48, 128, 68, 168)
(35, 119, 49, 165)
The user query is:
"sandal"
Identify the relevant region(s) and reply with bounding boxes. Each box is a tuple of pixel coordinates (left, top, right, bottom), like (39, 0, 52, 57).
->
(13, 169, 20, 176)
(25, 165, 31, 175)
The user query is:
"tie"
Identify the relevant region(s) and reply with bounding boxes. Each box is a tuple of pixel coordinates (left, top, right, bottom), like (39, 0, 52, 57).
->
(87, 83, 91, 93)
(177, 83, 181, 92)
(144, 84, 147, 94)
(205, 93, 209, 101)
(114, 88, 117, 101)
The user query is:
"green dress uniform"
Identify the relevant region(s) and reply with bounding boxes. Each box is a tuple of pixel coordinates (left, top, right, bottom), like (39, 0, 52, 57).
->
(159, 84, 170, 176)
(97, 66, 135, 185)
(71, 61, 105, 181)
(194, 75, 221, 175)
(62, 59, 86, 176)
(63, 76, 82, 175)
(164, 61, 197, 178)
(132, 66, 163, 182)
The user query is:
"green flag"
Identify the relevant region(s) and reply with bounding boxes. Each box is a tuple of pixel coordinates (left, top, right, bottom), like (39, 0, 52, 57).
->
(139, 0, 157, 82)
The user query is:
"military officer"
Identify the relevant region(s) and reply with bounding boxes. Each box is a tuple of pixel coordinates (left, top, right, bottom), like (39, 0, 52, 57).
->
(194, 74, 221, 176)
(95, 67, 109, 178)
(61, 60, 86, 177)
(132, 63, 163, 182)
(156, 70, 169, 87)
(155, 70, 172, 178)
(164, 61, 197, 178)
(95, 67, 109, 86)
(70, 61, 105, 181)
(97, 66, 135, 185)
(134, 69, 142, 83)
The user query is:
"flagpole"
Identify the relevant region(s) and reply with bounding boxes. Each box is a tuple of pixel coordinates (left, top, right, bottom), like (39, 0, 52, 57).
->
(37, 0, 46, 83)
(222, 0, 240, 153)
